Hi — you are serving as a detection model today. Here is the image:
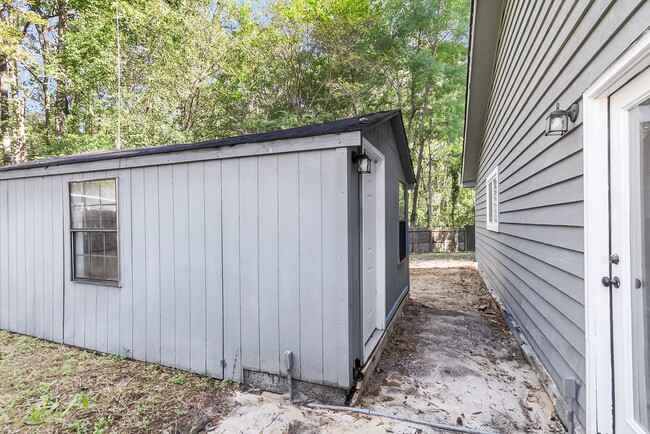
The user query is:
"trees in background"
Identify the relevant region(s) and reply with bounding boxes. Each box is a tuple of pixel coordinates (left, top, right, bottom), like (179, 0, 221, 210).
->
(0, 0, 473, 227)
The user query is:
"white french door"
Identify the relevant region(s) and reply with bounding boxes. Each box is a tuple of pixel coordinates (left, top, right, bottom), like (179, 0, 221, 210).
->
(610, 66, 650, 434)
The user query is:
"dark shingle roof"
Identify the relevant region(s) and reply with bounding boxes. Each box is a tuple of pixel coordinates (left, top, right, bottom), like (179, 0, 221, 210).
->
(0, 110, 402, 172)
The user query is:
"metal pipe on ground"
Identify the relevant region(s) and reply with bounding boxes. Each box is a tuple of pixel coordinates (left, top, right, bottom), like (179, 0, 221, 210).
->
(307, 403, 500, 434)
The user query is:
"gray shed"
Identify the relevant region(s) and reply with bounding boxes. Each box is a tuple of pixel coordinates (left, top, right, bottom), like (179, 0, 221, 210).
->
(0, 110, 415, 402)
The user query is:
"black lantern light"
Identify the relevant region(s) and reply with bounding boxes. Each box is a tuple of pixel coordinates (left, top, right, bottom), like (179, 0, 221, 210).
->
(351, 151, 371, 174)
(545, 103, 579, 136)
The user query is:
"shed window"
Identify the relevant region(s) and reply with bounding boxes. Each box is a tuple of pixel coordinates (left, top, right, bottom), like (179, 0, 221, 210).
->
(399, 182, 407, 263)
(486, 167, 499, 232)
(70, 179, 119, 283)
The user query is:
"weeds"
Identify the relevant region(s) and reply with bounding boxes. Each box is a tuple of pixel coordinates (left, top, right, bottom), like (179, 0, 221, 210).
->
(0, 330, 234, 432)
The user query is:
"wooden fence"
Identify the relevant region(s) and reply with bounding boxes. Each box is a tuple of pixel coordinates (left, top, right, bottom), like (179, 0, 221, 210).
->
(409, 225, 475, 253)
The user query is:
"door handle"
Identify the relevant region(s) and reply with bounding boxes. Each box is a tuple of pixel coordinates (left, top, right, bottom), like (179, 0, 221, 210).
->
(602, 276, 620, 288)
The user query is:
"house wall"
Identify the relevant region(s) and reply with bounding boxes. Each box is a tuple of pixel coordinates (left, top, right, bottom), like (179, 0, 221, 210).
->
(474, 0, 650, 427)
(0, 146, 354, 390)
(363, 123, 410, 321)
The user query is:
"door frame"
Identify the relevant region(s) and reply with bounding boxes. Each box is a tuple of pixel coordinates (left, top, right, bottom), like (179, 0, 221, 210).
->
(361, 139, 386, 361)
(584, 30, 650, 434)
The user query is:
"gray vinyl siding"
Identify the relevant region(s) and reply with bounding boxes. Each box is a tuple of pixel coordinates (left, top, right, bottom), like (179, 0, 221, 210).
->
(474, 0, 650, 427)
(363, 123, 410, 320)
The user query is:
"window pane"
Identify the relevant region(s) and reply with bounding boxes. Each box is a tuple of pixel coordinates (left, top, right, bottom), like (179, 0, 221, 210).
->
(71, 206, 85, 229)
(84, 205, 102, 229)
(487, 183, 493, 223)
(88, 232, 104, 255)
(90, 255, 105, 279)
(84, 181, 101, 206)
(104, 232, 118, 257)
(70, 183, 84, 207)
(399, 221, 407, 262)
(105, 257, 119, 281)
(101, 205, 117, 230)
(74, 232, 90, 255)
(75, 255, 89, 279)
(398, 182, 406, 221)
(99, 180, 116, 205)
(491, 179, 498, 222)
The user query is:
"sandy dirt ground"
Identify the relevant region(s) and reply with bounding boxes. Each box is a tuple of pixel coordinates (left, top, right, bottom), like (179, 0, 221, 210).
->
(211, 259, 565, 434)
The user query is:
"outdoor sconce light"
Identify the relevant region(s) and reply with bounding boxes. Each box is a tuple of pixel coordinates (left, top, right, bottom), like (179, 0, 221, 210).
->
(352, 151, 372, 174)
(545, 102, 579, 136)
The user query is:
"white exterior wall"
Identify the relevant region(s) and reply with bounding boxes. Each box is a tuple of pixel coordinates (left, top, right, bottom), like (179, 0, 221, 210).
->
(0, 144, 353, 389)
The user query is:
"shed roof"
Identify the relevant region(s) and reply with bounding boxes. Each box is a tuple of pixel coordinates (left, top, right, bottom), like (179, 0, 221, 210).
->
(461, 0, 504, 188)
(0, 110, 415, 183)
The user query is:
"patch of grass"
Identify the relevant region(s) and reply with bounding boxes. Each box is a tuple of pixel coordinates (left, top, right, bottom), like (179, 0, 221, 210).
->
(410, 251, 475, 261)
(0, 329, 234, 433)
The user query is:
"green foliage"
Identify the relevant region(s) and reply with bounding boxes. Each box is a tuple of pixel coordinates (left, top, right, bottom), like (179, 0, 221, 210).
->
(1, 0, 473, 227)
(24, 393, 90, 426)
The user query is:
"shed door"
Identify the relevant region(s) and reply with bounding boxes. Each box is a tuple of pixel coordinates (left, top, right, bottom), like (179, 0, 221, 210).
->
(609, 66, 650, 434)
(361, 142, 386, 361)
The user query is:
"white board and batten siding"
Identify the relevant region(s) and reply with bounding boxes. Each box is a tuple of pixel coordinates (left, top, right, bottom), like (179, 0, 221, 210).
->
(0, 136, 356, 389)
(473, 0, 650, 427)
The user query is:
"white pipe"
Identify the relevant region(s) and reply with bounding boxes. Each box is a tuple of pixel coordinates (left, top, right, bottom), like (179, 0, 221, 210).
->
(285, 350, 294, 402)
(307, 403, 500, 434)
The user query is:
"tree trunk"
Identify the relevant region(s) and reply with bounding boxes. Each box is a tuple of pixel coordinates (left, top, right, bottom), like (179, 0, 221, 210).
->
(0, 6, 11, 162)
(54, 0, 68, 138)
(409, 81, 431, 227)
(0, 57, 10, 162)
(10, 61, 26, 163)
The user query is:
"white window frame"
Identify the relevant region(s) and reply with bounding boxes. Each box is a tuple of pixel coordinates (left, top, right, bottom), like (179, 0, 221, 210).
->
(486, 166, 499, 232)
(69, 177, 120, 286)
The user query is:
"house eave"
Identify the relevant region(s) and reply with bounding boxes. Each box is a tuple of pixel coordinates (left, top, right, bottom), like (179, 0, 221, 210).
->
(462, 0, 505, 187)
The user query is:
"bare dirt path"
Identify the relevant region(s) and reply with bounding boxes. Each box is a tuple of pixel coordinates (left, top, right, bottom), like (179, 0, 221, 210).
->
(212, 258, 565, 433)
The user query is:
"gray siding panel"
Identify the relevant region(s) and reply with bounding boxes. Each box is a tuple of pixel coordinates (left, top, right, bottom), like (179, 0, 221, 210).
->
(298, 151, 324, 382)
(474, 0, 650, 427)
(188, 164, 207, 374)
(131, 168, 147, 361)
(222, 159, 241, 380)
(278, 153, 302, 380)
(258, 155, 280, 376)
(144, 166, 161, 363)
(240, 157, 260, 371)
(204, 161, 223, 377)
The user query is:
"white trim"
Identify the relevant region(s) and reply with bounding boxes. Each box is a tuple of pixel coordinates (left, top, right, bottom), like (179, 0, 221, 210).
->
(363, 139, 387, 331)
(486, 166, 499, 232)
(362, 139, 387, 361)
(583, 30, 650, 434)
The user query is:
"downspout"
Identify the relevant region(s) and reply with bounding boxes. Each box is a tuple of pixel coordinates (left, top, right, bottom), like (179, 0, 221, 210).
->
(565, 377, 581, 434)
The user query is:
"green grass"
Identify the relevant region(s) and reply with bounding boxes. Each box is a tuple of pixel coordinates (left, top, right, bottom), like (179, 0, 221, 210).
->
(410, 251, 476, 261)
(0, 330, 235, 433)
